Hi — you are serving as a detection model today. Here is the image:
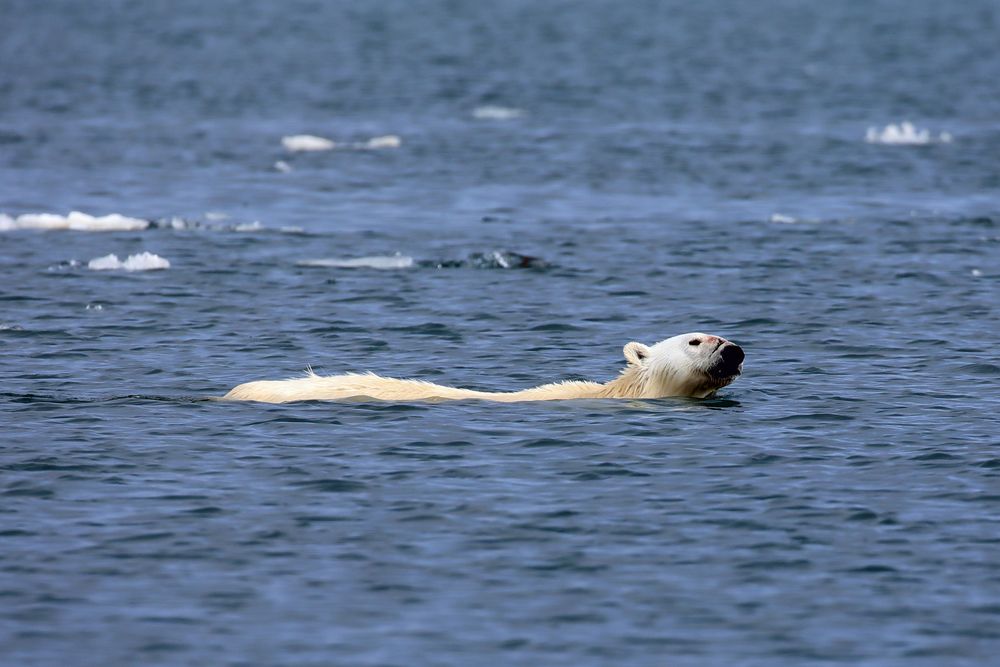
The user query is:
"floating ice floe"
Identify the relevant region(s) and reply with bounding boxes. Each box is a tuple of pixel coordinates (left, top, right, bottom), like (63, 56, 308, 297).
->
(281, 134, 401, 153)
(0, 211, 149, 232)
(274, 160, 293, 173)
(472, 105, 525, 120)
(361, 135, 401, 149)
(865, 122, 952, 145)
(297, 255, 415, 270)
(1, 211, 298, 235)
(282, 134, 336, 152)
(88, 252, 170, 272)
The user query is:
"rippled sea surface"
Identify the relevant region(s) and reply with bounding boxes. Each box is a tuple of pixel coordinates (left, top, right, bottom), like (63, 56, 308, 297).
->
(2, 1, 999, 665)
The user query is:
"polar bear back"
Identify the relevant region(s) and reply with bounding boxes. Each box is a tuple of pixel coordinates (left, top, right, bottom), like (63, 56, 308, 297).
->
(223, 372, 605, 403)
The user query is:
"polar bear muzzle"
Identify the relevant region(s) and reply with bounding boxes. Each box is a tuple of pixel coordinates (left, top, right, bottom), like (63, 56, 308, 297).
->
(707, 343, 745, 379)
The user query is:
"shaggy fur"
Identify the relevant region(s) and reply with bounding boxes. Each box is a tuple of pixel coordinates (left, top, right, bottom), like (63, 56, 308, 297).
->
(222, 332, 744, 404)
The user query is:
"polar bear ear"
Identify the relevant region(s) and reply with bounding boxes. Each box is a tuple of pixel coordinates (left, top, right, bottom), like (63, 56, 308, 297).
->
(623, 342, 650, 366)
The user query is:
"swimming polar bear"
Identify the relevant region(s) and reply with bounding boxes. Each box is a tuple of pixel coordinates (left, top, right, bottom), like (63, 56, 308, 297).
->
(221, 332, 744, 404)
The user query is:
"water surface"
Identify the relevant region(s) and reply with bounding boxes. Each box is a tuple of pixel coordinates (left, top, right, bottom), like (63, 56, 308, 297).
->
(2, 1, 999, 665)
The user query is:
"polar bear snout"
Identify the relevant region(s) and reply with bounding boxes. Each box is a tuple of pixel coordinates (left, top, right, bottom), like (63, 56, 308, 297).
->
(721, 343, 744, 367)
(708, 342, 744, 378)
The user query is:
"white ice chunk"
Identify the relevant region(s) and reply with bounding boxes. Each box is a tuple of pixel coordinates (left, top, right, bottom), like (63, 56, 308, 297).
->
(282, 134, 336, 152)
(88, 252, 170, 271)
(865, 121, 950, 145)
(297, 255, 415, 269)
(1, 211, 148, 231)
(472, 105, 525, 120)
(361, 135, 402, 149)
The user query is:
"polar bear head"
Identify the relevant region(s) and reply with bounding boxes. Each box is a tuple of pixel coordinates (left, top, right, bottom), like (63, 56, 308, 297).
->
(618, 332, 744, 398)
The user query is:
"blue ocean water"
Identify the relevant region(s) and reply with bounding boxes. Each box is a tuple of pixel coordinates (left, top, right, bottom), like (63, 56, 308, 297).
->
(2, 1, 999, 665)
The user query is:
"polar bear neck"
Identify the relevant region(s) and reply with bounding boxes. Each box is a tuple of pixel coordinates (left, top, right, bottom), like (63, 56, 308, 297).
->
(598, 363, 720, 399)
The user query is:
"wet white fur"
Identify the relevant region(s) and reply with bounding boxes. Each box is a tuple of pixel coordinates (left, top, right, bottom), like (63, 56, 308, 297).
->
(222, 332, 742, 404)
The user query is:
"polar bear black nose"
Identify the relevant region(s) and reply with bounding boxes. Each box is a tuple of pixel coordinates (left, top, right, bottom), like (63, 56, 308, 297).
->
(721, 344, 744, 366)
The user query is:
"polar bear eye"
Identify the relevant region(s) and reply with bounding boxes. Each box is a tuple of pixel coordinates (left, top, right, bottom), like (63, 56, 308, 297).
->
(688, 339, 701, 346)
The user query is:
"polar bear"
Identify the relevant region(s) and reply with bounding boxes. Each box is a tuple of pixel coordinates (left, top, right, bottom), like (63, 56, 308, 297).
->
(221, 332, 744, 403)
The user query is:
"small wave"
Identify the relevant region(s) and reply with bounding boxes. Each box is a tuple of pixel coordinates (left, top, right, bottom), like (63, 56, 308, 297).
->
(47, 259, 83, 272)
(297, 255, 415, 270)
(472, 105, 525, 120)
(274, 160, 293, 172)
(425, 251, 548, 269)
(87, 252, 170, 272)
(865, 122, 952, 145)
(0, 211, 149, 232)
(281, 134, 336, 152)
(297, 251, 548, 270)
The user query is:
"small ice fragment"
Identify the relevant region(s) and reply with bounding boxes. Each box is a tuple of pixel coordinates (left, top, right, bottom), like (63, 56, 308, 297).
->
(864, 121, 950, 145)
(363, 135, 402, 149)
(88, 252, 170, 271)
(770, 213, 798, 224)
(274, 160, 293, 172)
(121, 252, 169, 271)
(282, 134, 336, 152)
(88, 254, 123, 270)
(472, 105, 525, 120)
(297, 255, 415, 269)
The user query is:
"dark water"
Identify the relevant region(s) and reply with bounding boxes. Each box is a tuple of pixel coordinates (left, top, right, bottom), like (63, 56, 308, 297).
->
(2, 1, 999, 665)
